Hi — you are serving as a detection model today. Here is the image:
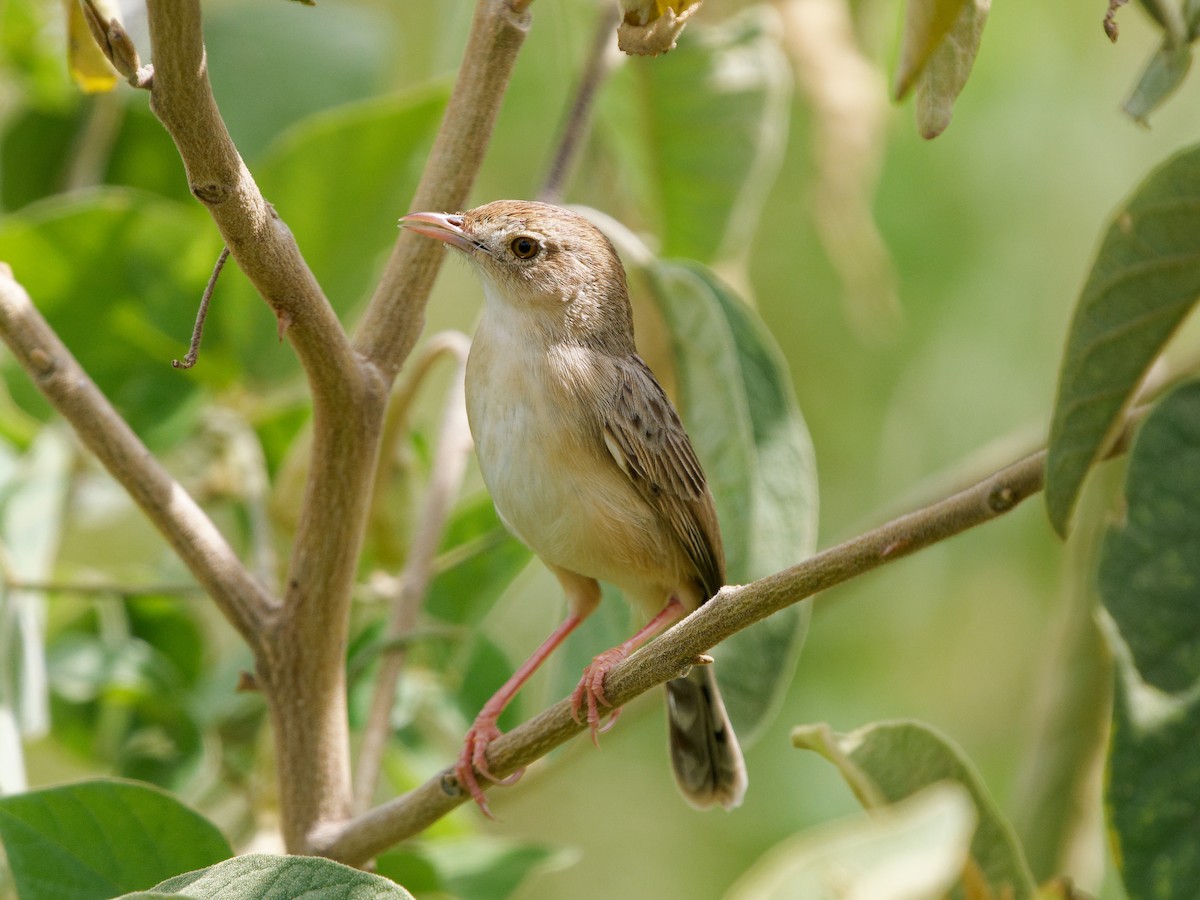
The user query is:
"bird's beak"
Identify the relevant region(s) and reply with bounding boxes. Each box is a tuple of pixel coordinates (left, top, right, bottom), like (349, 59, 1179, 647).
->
(399, 211, 479, 254)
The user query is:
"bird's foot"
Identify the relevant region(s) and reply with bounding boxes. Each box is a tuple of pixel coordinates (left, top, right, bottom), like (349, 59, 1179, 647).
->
(455, 715, 525, 819)
(570, 646, 628, 746)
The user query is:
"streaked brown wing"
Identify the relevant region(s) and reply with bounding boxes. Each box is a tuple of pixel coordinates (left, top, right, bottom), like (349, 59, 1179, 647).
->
(602, 355, 725, 598)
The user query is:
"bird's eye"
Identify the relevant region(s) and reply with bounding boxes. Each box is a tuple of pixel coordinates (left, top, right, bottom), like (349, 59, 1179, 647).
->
(509, 236, 541, 260)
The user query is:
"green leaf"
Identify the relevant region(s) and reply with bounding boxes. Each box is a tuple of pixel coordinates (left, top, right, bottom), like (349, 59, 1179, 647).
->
(418, 838, 571, 900)
(914, 0, 990, 139)
(893, 0, 969, 99)
(646, 261, 818, 741)
(0, 190, 230, 446)
(123, 854, 413, 899)
(1045, 144, 1200, 536)
(793, 720, 1037, 899)
(255, 84, 448, 316)
(1099, 380, 1200, 693)
(425, 494, 532, 628)
(1099, 381, 1200, 899)
(0, 778, 231, 900)
(599, 7, 791, 263)
(203, 4, 397, 160)
(1122, 43, 1193, 126)
(727, 782, 977, 900)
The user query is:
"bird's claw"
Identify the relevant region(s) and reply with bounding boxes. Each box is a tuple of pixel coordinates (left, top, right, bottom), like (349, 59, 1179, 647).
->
(455, 717, 525, 818)
(570, 647, 628, 746)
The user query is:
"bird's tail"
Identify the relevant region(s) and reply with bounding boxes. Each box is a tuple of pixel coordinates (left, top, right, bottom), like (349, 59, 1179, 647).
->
(665, 663, 747, 809)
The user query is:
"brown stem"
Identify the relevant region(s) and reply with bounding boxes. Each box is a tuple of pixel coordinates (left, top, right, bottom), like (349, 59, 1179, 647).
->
(143, 0, 388, 850)
(352, 0, 533, 381)
(0, 267, 274, 653)
(315, 409, 1146, 865)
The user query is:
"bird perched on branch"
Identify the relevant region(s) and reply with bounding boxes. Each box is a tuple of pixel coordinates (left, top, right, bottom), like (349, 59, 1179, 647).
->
(401, 200, 746, 817)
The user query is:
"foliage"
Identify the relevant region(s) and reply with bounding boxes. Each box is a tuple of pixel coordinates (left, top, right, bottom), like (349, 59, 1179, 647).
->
(0, 0, 1198, 898)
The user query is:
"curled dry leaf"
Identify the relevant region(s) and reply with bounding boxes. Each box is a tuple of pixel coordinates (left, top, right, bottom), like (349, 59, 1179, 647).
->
(617, 0, 704, 56)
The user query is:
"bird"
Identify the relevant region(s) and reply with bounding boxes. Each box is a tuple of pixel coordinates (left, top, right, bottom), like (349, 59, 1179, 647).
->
(400, 200, 746, 817)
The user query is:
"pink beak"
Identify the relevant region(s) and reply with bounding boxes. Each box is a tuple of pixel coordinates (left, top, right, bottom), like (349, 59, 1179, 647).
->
(399, 211, 479, 254)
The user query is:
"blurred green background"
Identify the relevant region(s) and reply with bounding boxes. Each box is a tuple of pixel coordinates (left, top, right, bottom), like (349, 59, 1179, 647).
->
(2, 0, 1198, 897)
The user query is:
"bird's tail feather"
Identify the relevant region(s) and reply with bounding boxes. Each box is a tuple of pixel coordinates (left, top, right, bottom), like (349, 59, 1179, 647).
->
(665, 663, 747, 810)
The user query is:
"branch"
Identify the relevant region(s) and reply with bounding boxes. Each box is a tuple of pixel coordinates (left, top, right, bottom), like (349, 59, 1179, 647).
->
(316, 411, 1143, 865)
(142, 0, 387, 849)
(0, 266, 274, 653)
(352, 0, 533, 381)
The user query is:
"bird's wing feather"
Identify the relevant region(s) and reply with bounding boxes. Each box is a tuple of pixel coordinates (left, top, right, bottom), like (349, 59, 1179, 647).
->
(602, 355, 725, 598)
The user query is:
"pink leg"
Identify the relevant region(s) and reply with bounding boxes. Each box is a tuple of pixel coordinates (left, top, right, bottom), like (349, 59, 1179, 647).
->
(571, 597, 685, 745)
(456, 613, 585, 818)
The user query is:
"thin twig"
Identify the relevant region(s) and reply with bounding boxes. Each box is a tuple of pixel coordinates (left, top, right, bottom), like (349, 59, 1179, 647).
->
(539, 2, 620, 204)
(353, 332, 473, 813)
(316, 406, 1148, 865)
(173, 246, 229, 370)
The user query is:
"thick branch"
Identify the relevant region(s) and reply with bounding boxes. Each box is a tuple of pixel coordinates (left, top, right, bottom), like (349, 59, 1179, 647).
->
(143, 0, 388, 850)
(316, 430, 1123, 865)
(353, 0, 533, 380)
(0, 267, 274, 653)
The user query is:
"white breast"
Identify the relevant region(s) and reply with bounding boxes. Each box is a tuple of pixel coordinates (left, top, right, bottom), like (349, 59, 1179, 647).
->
(464, 304, 672, 597)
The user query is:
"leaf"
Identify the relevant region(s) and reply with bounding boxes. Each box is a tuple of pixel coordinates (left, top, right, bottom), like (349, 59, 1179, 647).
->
(1100, 383, 1200, 899)
(123, 854, 413, 899)
(202, 4, 397, 160)
(2, 428, 72, 748)
(914, 0, 990, 139)
(0, 778, 231, 900)
(1045, 144, 1200, 536)
(65, 0, 117, 93)
(1122, 42, 1193, 126)
(646, 261, 818, 741)
(893, 0, 969, 99)
(726, 782, 977, 900)
(417, 838, 571, 900)
(793, 720, 1037, 899)
(599, 7, 791, 263)
(424, 494, 532, 628)
(0, 190, 229, 446)
(254, 85, 448, 316)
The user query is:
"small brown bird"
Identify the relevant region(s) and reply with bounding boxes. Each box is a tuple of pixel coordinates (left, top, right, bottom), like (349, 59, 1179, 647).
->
(401, 200, 746, 816)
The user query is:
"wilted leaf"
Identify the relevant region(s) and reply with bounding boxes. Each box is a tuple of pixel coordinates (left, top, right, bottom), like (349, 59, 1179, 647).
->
(1122, 42, 1193, 126)
(1045, 144, 1200, 536)
(726, 782, 976, 900)
(646, 261, 817, 740)
(794, 720, 1037, 898)
(123, 854, 412, 899)
(914, 0, 990, 139)
(600, 8, 791, 263)
(1100, 380, 1200, 900)
(893, 0, 969, 99)
(0, 779, 231, 900)
(65, 0, 117, 93)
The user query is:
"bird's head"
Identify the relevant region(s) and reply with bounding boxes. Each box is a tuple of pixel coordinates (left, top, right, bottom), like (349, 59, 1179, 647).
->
(401, 200, 636, 352)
